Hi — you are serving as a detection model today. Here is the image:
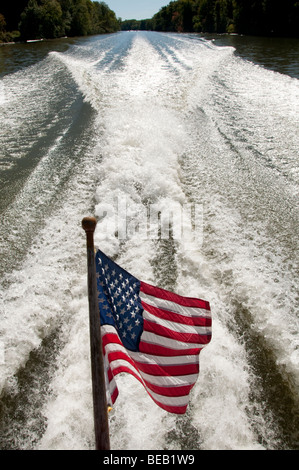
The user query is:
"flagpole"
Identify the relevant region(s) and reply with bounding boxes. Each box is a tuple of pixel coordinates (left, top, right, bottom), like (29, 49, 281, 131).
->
(82, 216, 110, 450)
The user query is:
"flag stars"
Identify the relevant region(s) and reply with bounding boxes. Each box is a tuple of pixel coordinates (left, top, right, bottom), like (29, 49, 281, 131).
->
(95, 251, 144, 351)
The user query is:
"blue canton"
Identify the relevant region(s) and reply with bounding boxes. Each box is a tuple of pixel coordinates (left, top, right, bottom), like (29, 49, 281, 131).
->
(95, 250, 144, 352)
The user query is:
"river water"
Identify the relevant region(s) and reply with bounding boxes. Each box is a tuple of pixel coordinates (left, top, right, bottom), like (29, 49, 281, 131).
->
(0, 31, 298, 450)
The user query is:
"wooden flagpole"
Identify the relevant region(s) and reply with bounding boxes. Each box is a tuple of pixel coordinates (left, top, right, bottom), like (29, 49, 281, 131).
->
(82, 216, 110, 450)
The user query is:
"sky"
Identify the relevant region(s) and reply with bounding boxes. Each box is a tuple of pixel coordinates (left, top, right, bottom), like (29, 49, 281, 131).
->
(104, 1, 168, 20)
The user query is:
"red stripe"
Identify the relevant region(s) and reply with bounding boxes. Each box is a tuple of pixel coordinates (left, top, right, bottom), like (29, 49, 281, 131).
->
(111, 364, 144, 386)
(140, 281, 210, 310)
(143, 380, 194, 398)
(139, 341, 202, 357)
(109, 365, 189, 414)
(107, 353, 195, 396)
(105, 343, 198, 398)
(107, 350, 135, 366)
(134, 360, 199, 377)
(144, 318, 210, 344)
(102, 331, 122, 350)
(142, 301, 212, 326)
(151, 398, 188, 415)
(106, 348, 199, 377)
(107, 366, 113, 382)
(111, 387, 118, 404)
(107, 350, 196, 396)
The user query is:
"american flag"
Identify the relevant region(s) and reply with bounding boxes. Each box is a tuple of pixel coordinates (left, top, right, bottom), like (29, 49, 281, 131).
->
(95, 249, 212, 414)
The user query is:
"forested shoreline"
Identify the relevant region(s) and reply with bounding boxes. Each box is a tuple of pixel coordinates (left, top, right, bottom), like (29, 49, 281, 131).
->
(1, 0, 299, 43)
(0, 0, 120, 42)
(122, 0, 299, 38)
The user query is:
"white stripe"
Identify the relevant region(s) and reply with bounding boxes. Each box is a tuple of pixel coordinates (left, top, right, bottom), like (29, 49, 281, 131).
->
(103, 338, 128, 355)
(129, 350, 199, 366)
(148, 390, 190, 407)
(143, 309, 212, 336)
(107, 355, 198, 393)
(107, 358, 191, 406)
(102, 324, 117, 335)
(107, 376, 118, 404)
(105, 343, 199, 367)
(107, 357, 141, 377)
(108, 354, 197, 403)
(104, 342, 199, 389)
(101, 320, 210, 352)
(140, 292, 211, 318)
(104, 353, 117, 404)
(104, 342, 199, 366)
(140, 330, 207, 350)
(139, 371, 198, 388)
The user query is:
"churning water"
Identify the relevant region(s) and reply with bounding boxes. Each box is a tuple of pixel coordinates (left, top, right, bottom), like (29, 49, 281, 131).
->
(0, 31, 298, 450)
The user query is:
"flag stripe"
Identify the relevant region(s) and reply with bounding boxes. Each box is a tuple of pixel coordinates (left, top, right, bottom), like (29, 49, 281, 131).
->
(140, 291, 211, 320)
(147, 389, 190, 407)
(102, 325, 201, 412)
(140, 370, 199, 387)
(141, 380, 193, 397)
(139, 330, 206, 355)
(106, 357, 192, 413)
(152, 402, 187, 414)
(141, 299, 212, 326)
(140, 281, 211, 310)
(103, 331, 200, 378)
(134, 360, 199, 377)
(129, 351, 200, 366)
(143, 318, 210, 345)
(107, 354, 197, 393)
(139, 339, 203, 357)
(107, 350, 198, 379)
(104, 338, 200, 367)
(143, 305, 212, 334)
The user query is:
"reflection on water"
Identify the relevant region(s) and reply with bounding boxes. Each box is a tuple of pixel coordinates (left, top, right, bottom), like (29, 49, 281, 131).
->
(0, 37, 78, 78)
(205, 34, 299, 79)
(1, 33, 299, 79)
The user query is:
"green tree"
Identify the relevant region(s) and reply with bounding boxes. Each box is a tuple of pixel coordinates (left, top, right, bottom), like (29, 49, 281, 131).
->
(178, 0, 196, 32)
(70, 0, 92, 36)
(0, 13, 7, 41)
(0, 13, 6, 33)
(40, 0, 64, 38)
(19, 0, 43, 39)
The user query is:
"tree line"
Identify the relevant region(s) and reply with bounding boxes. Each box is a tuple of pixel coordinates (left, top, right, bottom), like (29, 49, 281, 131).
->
(121, 0, 299, 37)
(1, 0, 298, 43)
(0, 0, 120, 42)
